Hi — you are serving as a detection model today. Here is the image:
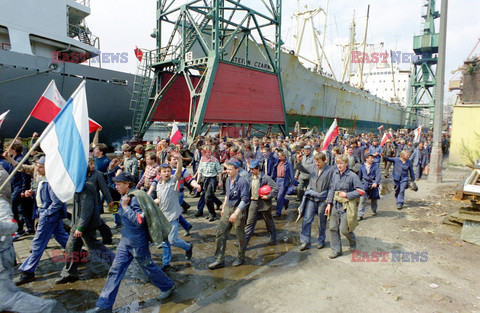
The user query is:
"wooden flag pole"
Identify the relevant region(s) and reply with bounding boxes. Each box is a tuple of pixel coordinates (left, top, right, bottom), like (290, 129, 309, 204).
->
(6, 115, 33, 152)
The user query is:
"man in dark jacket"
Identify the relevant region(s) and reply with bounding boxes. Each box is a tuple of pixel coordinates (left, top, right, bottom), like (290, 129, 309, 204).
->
(245, 160, 279, 246)
(357, 153, 381, 220)
(87, 172, 175, 313)
(8, 142, 34, 239)
(56, 158, 116, 284)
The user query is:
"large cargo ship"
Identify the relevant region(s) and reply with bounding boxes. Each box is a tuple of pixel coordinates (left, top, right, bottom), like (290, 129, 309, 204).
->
(0, 0, 426, 147)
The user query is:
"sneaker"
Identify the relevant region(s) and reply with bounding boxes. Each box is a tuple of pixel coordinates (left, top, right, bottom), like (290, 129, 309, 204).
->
(55, 275, 79, 284)
(186, 244, 193, 260)
(357, 216, 363, 221)
(208, 215, 216, 222)
(184, 225, 192, 236)
(158, 284, 176, 300)
(12, 230, 26, 241)
(14, 272, 35, 285)
(397, 206, 403, 210)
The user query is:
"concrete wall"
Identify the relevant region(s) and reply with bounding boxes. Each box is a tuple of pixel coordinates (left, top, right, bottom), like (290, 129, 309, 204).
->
(450, 104, 480, 166)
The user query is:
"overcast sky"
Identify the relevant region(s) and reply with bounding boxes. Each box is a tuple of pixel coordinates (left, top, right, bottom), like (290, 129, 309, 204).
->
(86, 0, 480, 102)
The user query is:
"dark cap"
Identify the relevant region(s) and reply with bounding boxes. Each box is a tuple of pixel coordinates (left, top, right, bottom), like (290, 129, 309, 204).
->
(227, 159, 241, 168)
(112, 172, 135, 183)
(365, 152, 373, 158)
(303, 145, 312, 150)
(249, 159, 260, 169)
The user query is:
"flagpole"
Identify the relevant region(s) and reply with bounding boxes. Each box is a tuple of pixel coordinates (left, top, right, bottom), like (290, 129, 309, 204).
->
(5, 115, 33, 152)
(0, 122, 55, 193)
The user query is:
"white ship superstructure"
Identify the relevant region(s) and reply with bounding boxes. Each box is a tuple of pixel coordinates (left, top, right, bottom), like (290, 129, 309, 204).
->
(350, 63, 411, 107)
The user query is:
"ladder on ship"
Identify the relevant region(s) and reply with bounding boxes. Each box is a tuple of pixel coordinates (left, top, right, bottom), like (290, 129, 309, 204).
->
(129, 13, 210, 138)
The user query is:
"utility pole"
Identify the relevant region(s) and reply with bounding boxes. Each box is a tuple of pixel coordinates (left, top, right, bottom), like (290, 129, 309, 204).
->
(429, 0, 448, 183)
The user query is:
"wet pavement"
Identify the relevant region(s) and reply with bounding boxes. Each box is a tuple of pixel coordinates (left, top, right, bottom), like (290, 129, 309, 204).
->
(12, 168, 397, 312)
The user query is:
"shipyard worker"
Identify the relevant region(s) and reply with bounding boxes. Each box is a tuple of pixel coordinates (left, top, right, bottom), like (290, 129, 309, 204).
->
(261, 144, 278, 179)
(157, 138, 170, 164)
(245, 159, 278, 246)
(137, 153, 159, 191)
(87, 172, 175, 313)
(209, 159, 250, 269)
(0, 166, 61, 313)
(382, 140, 396, 178)
(381, 150, 415, 210)
(274, 149, 294, 217)
(121, 144, 139, 180)
(295, 152, 334, 251)
(155, 153, 194, 270)
(56, 157, 115, 284)
(395, 139, 406, 156)
(357, 153, 381, 220)
(350, 139, 365, 164)
(367, 138, 382, 165)
(15, 156, 70, 285)
(325, 155, 364, 259)
(93, 143, 111, 174)
(194, 145, 223, 221)
(346, 146, 361, 174)
(410, 142, 429, 180)
(8, 142, 34, 240)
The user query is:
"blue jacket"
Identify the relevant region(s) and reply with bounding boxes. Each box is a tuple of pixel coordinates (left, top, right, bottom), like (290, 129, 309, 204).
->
(11, 154, 31, 193)
(37, 180, 67, 220)
(410, 148, 429, 167)
(94, 155, 111, 173)
(368, 145, 383, 163)
(118, 189, 149, 247)
(358, 163, 381, 200)
(261, 152, 278, 179)
(226, 175, 250, 212)
(384, 156, 415, 182)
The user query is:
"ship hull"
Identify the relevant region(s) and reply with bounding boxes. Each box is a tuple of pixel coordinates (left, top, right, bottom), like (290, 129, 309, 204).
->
(0, 50, 135, 148)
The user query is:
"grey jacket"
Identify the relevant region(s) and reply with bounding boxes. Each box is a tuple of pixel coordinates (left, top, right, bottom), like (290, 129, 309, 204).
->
(296, 163, 335, 196)
(296, 154, 315, 180)
(73, 170, 113, 231)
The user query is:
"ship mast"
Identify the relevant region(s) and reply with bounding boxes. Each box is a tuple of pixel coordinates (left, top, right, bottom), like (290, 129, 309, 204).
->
(293, 2, 336, 78)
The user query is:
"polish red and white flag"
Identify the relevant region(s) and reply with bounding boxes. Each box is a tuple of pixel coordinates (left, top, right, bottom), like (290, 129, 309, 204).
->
(31, 80, 101, 133)
(321, 119, 339, 151)
(170, 122, 182, 145)
(380, 131, 394, 147)
(413, 125, 422, 143)
(0, 110, 10, 130)
(377, 125, 384, 132)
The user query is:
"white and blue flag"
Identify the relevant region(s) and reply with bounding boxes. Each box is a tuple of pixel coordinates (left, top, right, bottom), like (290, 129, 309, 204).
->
(40, 80, 89, 202)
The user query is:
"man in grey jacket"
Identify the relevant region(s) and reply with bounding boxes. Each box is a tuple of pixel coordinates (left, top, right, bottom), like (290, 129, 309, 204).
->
(245, 159, 279, 246)
(56, 158, 116, 284)
(0, 167, 59, 312)
(295, 152, 334, 251)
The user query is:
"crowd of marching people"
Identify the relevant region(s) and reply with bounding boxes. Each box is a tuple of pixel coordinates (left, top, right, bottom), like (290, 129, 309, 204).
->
(0, 126, 450, 313)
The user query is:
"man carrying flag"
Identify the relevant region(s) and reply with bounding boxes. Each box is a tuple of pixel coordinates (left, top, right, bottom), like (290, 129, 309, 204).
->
(14, 80, 91, 285)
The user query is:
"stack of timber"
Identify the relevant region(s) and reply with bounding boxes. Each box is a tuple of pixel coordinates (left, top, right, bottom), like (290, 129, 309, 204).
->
(444, 165, 480, 245)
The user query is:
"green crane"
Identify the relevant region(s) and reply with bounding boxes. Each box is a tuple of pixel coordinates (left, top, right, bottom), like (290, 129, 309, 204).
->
(129, 0, 287, 141)
(404, 0, 440, 129)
